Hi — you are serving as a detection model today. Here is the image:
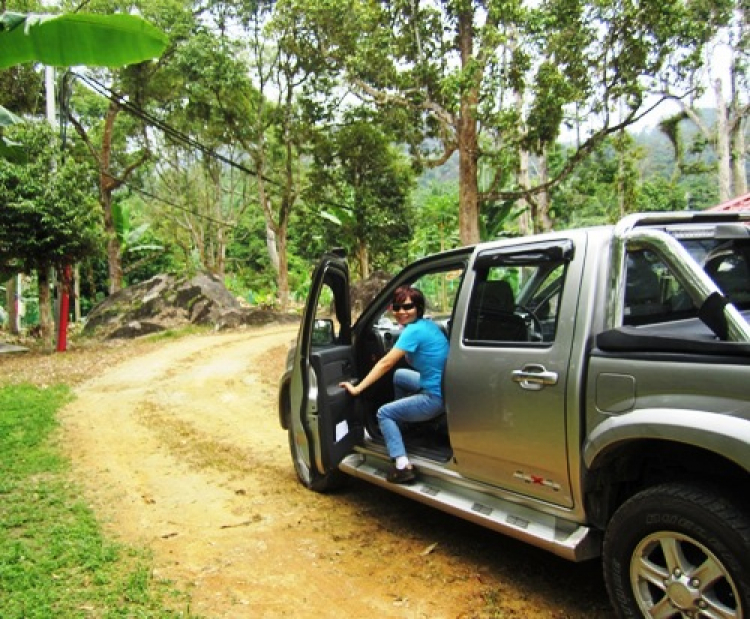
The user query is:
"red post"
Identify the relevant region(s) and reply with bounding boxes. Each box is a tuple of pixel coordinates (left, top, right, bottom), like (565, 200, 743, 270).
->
(56, 264, 72, 352)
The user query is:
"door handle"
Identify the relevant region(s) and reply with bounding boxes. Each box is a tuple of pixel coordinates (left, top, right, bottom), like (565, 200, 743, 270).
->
(512, 364, 558, 391)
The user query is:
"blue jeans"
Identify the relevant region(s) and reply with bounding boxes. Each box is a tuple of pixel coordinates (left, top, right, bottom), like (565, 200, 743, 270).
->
(377, 369, 445, 459)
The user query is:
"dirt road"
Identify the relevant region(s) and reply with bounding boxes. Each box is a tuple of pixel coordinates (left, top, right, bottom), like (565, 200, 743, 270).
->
(57, 326, 611, 618)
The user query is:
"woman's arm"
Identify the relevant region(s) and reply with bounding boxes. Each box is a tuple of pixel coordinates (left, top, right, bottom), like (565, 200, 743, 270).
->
(339, 346, 406, 396)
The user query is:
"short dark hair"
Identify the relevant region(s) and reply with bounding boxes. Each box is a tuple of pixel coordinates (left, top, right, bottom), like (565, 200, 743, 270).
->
(393, 285, 425, 318)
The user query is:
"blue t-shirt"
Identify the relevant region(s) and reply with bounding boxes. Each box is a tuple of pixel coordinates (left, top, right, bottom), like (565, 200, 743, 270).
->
(394, 318, 449, 398)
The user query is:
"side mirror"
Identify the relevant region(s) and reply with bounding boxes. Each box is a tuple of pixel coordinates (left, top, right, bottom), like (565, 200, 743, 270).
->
(312, 319, 335, 346)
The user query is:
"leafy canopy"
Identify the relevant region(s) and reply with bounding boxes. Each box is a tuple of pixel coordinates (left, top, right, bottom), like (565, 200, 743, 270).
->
(0, 122, 103, 273)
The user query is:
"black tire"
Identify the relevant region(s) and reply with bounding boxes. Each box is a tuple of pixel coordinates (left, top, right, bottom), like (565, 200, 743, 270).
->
(603, 482, 750, 618)
(288, 427, 346, 493)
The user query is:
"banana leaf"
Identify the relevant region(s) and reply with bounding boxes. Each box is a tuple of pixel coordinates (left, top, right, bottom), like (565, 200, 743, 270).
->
(0, 106, 22, 127)
(0, 11, 168, 69)
(0, 106, 24, 161)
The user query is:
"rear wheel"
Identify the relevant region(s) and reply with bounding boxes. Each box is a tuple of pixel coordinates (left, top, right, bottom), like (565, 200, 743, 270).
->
(288, 426, 346, 493)
(603, 482, 750, 618)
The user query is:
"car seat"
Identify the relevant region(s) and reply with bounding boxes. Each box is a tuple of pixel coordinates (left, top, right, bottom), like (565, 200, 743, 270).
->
(468, 280, 528, 342)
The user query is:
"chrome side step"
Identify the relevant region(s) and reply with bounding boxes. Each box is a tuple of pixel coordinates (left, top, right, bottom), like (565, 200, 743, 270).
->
(339, 454, 600, 562)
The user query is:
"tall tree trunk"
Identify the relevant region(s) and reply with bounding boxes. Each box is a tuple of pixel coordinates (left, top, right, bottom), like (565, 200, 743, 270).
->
(37, 268, 54, 348)
(216, 227, 226, 279)
(255, 154, 291, 311)
(714, 78, 732, 202)
(732, 124, 747, 196)
(265, 221, 280, 274)
(257, 166, 291, 310)
(729, 27, 747, 197)
(675, 65, 746, 204)
(514, 65, 532, 236)
(517, 149, 532, 235)
(278, 81, 296, 312)
(209, 162, 226, 278)
(277, 228, 289, 311)
(618, 133, 626, 219)
(74, 264, 81, 322)
(357, 239, 370, 280)
(69, 100, 148, 294)
(6, 276, 20, 335)
(101, 104, 123, 293)
(103, 191, 122, 294)
(537, 147, 553, 231)
(275, 227, 291, 311)
(457, 9, 481, 245)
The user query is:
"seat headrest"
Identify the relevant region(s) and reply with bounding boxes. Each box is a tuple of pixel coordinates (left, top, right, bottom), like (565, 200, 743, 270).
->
(478, 280, 515, 311)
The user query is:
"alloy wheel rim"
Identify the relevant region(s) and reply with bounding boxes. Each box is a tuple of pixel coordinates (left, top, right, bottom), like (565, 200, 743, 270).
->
(630, 531, 741, 618)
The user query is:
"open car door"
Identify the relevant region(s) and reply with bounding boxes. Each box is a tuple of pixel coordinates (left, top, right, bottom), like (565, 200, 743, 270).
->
(288, 252, 361, 491)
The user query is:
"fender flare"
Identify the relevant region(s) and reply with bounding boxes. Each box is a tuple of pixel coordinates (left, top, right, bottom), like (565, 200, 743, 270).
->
(583, 408, 750, 473)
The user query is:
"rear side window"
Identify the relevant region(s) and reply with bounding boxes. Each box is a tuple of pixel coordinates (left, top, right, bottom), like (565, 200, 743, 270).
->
(703, 243, 750, 309)
(623, 250, 680, 325)
(623, 240, 750, 326)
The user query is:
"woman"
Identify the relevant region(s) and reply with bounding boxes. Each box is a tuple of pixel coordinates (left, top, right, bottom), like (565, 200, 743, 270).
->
(340, 285, 449, 483)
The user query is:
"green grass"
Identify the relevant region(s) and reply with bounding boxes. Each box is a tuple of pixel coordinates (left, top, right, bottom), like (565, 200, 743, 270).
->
(144, 325, 211, 342)
(0, 384, 195, 618)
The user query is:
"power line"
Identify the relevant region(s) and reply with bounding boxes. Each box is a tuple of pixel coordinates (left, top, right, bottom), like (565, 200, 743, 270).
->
(72, 72, 273, 184)
(66, 71, 352, 219)
(65, 72, 265, 227)
(105, 171, 239, 229)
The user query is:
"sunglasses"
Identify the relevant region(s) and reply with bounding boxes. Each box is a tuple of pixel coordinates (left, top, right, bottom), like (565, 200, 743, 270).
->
(391, 303, 416, 312)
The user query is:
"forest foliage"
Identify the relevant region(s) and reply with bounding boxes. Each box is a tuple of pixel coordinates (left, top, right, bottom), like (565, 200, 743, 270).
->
(0, 0, 747, 328)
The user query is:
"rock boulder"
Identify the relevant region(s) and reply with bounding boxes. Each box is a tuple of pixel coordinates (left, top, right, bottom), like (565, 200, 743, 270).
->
(83, 273, 298, 339)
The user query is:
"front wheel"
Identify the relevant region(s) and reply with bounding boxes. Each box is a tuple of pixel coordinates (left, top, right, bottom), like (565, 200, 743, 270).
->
(603, 482, 750, 618)
(288, 426, 346, 493)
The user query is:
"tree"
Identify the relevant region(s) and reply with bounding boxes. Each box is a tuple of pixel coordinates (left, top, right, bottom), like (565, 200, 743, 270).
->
(133, 19, 265, 289)
(58, 0, 192, 294)
(276, 0, 730, 244)
(662, 1, 748, 201)
(0, 0, 169, 323)
(145, 141, 253, 280)
(66, 78, 153, 294)
(305, 119, 415, 279)
(549, 134, 692, 229)
(410, 179, 460, 259)
(0, 122, 102, 343)
(112, 194, 172, 285)
(182, 1, 317, 310)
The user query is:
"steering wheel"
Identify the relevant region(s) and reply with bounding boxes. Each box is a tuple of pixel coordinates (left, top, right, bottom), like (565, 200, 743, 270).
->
(515, 304, 543, 342)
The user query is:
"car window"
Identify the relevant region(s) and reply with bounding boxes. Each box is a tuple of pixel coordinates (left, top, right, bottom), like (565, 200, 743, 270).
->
(464, 260, 567, 345)
(623, 250, 676, 325)
(309, 261, 352, 347)
(622, 240, 750, 326)
(311, 283, 338, 345)
(412, 269, 464, 320)
(376, 267, 465, 335)
(703, 242, 750, 308)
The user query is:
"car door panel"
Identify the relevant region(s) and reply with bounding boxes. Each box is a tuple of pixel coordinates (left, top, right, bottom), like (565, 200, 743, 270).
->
(445, 235, 587, 507)
(290, 254, 360, 477)
(310, 346, 360, 471)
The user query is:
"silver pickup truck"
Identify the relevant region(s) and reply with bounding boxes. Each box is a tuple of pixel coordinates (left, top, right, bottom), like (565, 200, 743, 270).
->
(278, 211, 750, 618)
